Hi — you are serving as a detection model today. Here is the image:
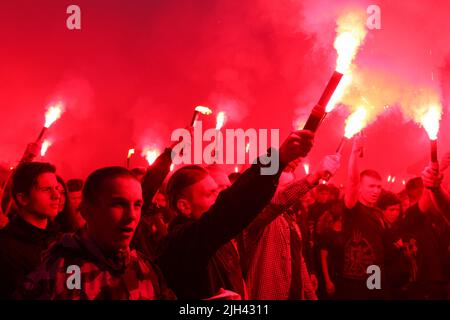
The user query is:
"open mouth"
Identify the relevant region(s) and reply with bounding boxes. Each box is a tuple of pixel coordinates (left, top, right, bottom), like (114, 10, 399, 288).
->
(120, 226, 134, 234)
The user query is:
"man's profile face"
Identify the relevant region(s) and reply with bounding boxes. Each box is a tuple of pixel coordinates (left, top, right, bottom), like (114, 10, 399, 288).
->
(85, 176, 143, 251)
(182, 175, 219, 220)
(22, 172, 61, 219)
(359, 176, 382, 206)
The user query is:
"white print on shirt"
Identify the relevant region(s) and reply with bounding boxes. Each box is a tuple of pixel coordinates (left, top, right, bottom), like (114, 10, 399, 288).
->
(343, 231, 376, 280)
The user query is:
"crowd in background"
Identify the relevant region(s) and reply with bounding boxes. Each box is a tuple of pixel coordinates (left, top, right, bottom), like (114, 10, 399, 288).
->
(0, 131, 449, 300)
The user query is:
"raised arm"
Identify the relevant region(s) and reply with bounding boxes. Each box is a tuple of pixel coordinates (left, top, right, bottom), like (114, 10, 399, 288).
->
(160, 130, 315, 260)
(247, 154, 341, 237)
(141, 127, 194, 212)
(141, 148, 173, 213)
(344, 134, 363, 209)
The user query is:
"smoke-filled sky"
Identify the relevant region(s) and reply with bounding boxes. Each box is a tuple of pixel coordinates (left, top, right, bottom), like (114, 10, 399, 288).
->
(0, 0, 449, 189)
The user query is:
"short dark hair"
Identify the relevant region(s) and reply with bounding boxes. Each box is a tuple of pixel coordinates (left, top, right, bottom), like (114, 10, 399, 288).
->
(11, 162, 56, 206)
(360, 169, 382, 181)
(66, 179, 83, 192)
(377, 191, 401, 210)
(131, 167, 146, 177)
(82, 166, 138, 204)
(166, 165, 209, 211)
(405, 177, 423, 194)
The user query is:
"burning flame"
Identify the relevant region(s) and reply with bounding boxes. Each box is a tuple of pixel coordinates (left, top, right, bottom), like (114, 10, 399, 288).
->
(325, 11, 367, 113)
(234, 166, 239, 173)
(170, 164, 175, 172)
(40, 140, 52, 157)
(44, 102, 63, 128)
(326, 74, 353, 112)
(127, 148, 135, 159)
(391, 176, 396, 183)
(142, 147, 160, 166)
(216, 111, 226, 130)
(195, 106, 213, 115)
(344, 106, 367, 139)
(402, 180, 406, 186)
(387, 175, 391, 183)
(303, 163, 310, 175)
(334, 11, 367, 74)
(421, 105, 441, 140)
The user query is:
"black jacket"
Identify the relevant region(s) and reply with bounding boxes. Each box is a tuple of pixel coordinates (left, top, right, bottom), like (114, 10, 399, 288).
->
(0, 215, 58, 299)
(157, 160, 282, 299)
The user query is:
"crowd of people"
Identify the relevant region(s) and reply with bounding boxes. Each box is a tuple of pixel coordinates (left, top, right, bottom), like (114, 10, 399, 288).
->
(0, 130, 449, 300)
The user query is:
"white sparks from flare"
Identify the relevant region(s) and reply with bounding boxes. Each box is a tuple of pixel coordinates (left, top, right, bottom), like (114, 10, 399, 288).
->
(326, 74, 352, 112)
(326, 11, 367, 112)
(421, 105, 441, 140)
(334, 11, 367, 74)
(127, 148, 135, 159)
(41, 140, 52, 157)
(303, 163, 310, 175)
(344, 107, 367, 139)
(44, 102, 63, 128)
(142, 148, 160, 166)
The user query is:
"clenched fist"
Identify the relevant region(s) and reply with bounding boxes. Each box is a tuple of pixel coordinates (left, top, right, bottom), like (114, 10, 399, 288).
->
(422, 162, 443, 189)
(279, 130, 314, 167)
(321, 154, 341, 177)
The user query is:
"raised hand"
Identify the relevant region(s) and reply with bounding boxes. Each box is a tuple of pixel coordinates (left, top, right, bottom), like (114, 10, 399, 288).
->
(422, 162, 443, 190)
(279, 130, 314, 167)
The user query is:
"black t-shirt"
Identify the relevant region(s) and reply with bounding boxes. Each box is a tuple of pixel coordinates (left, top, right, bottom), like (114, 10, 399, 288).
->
(400, 203, 449, 284)
(317, 229, 345, 281)
(342, 202, 386, 282)
(383, 222, 411, 290)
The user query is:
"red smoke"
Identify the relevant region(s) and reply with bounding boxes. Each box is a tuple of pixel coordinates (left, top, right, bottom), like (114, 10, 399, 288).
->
(0, 0, 449, 190)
